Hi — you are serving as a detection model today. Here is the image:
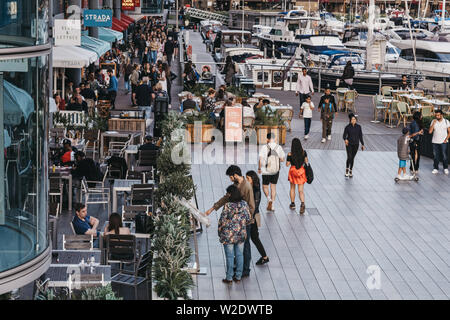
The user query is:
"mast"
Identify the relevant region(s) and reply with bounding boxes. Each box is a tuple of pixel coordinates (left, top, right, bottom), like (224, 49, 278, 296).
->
(366, 0, 375, 71)
(404, 0, 416, 74)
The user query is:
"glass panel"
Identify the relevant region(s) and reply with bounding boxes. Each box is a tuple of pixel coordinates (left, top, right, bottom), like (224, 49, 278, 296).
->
(0, 0, 49, 47)
(0, 54, 49, 273)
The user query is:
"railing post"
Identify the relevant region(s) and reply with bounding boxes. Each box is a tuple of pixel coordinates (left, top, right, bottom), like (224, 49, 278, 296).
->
(378, 71, 381, 95)
(261, 65, 264, 89)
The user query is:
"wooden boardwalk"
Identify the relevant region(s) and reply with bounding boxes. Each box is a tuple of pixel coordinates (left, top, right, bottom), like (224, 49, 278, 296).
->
(190, 149, 450, 300)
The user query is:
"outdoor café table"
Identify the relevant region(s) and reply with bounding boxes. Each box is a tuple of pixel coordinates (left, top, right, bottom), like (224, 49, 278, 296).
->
(101, 222, 152, 252)
(112, 179, 141, 213)
(381, 98, 396, 128)
(400, 94, 425, 103)
(422, 99, 450, 110)
(100, 131, 142, 159)
(46, 264, 111, 288)
(51, 250, 102, 264)
(50, 166, 73, 211)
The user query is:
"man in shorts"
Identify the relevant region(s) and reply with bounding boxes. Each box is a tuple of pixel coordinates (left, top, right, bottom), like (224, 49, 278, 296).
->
(258, 133, 285, 212)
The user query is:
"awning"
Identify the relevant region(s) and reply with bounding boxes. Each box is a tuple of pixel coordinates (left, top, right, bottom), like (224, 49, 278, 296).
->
(4, 80, 34, 126)
(112, 16, 129, 32)
(53, 46, 98, 69)
(98, 27, 124, 42)
(81, 35, 111, 58)
(121, 13, 135, 25)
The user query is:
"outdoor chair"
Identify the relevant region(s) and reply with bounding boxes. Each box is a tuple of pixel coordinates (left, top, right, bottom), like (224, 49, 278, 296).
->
(105, 234, 137, 272)
(121, 205, 150, 229)
(68, 274, 105, 295)
(129, 184, 154, 209)
(372, 95, 386, 122)
(336, 87, 348, 111)
(108, 138, 131, 158)
(133, 166, 154, 182)
(49, 174, 63, 217)
(397, 101, 413, 127)
(85, 99, 96, 117)
(125, 170, 145, 182)
(49, 202, 60, 218)
(62, 234, 94, 250)
(421, 105, 433, 117)
(81, 178, 111, 216)
(83, 129, 100, 162)
(344, 90, 358, 113)
(137, 149, 159, 168)
(381, 86, 393, 97)
(49, 128, 66, 144)
(111, 250, 151, 300)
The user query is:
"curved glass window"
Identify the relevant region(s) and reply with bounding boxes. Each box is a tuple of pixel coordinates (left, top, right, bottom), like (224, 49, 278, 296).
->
(0, 0, 49, 47)
(0, 54, 49, 273)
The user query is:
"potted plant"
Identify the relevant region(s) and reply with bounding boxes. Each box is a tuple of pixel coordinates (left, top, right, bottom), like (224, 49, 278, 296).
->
(420, 115, 450, 159)
(254, 108, 286, 145)
(184, 111, 215, 143)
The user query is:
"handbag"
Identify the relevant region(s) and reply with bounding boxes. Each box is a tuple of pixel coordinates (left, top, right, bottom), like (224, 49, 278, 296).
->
(335, 78, 340, 87)
(304, 163, 314, 184)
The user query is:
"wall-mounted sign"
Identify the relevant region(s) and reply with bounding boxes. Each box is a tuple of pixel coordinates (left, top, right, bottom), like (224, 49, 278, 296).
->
(0, 58, 28, 72)
(225, 106, 243, 143)
(84, 9, 113, 27)
(122, 0, 135, 10)
(54, 19, 81, 46)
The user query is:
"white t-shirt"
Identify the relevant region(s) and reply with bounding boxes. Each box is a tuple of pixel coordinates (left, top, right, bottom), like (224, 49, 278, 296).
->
(301, 101, 314, 118)
(432, 119, 450, 144)
(259, 142, 286, 175)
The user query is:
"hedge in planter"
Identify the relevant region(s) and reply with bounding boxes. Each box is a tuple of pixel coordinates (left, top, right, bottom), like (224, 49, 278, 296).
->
(420, 115, 450, 159)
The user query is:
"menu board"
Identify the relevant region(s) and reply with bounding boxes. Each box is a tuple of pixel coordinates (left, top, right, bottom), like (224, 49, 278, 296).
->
(225, 106, 243, 143)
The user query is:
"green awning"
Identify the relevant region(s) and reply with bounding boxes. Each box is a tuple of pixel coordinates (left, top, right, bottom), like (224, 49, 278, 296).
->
(98, 27, 123, 42)
(81, 35, 111, 59)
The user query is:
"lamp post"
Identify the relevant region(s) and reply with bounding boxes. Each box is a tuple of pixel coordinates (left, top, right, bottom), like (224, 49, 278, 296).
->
(242, 0, 244, 48)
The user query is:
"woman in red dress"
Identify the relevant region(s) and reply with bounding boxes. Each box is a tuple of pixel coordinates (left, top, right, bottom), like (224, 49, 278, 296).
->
(286, 138, 309, 214)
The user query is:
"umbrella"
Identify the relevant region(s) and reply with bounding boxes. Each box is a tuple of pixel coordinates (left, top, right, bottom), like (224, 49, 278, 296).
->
(3, 80, 34, 126)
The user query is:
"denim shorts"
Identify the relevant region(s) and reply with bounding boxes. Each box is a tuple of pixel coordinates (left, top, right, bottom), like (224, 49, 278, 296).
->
(399, 160, 407, 168)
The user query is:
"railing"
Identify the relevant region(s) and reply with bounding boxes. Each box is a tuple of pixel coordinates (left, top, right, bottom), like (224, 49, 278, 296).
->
(53, 111, 87, 128)
(184, 7, 229, 25)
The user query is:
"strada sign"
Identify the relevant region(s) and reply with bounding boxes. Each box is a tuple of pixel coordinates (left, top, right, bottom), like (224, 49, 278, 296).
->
(122, 0, 135, 10)
(84, 9, 113, 27)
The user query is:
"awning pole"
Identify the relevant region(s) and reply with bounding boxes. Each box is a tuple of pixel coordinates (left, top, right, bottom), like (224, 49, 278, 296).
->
(62, 68, 65, 100)
(54, 68, 57, 94)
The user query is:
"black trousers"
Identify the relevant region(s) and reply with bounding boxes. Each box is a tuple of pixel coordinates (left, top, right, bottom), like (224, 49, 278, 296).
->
(410, 140, 421, 171)
(346, 144, 359, 170)
(250, 222, 267, 258)
(108, 90, 117, 109)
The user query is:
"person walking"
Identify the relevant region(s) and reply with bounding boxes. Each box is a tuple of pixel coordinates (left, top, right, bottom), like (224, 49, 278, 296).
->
(150, 37, 159, 64)
(107, 69, 118, 110)
(408, 111, 424, 174)
(300, 95, 314, 139)
(341, 60, 355, 89)
(130, 64, 141, 106)
(164, 36, 175, 66)
(343, 113, 365, 178)
(318, 86, 337, 143)
(429, 110, 450, 175)
(258, 133, 286, 212)
(224, 56, 237, 86)
(286, 138, 309, 214)
(245, 171, 269, 265)
(296, 67, 314, 117)
(397, 127, 411, 179)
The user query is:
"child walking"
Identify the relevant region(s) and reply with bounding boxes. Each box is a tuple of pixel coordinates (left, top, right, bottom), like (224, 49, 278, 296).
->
(300, 95, 314, 140)
(397, 127, 410, 179)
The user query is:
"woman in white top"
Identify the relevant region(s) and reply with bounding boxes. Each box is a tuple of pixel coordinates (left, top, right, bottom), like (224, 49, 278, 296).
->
(158, 63, 167, 92)
(300, 95, 314, 140)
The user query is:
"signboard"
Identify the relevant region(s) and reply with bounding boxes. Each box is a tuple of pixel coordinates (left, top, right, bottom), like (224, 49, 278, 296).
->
(0, 58, 28, 72)
(225, 106, 243, 143)
(122, 0, 135, 10)
(54, 19, 81, 46)
(84, 9, 113, 27)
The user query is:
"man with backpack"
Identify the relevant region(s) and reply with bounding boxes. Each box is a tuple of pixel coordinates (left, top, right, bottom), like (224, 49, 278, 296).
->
(258, 133, 285, 212)
(429, 109, 450, 175)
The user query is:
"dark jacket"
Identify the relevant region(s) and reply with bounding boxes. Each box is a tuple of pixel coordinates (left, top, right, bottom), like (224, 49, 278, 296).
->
(342, 65, 355, 80)
(343, 123, 364, 146)
(318, 94, 337, 119)
(80, 88, 96, 101)
(72, 158, 102, 181)
(135, 83, 153, 106)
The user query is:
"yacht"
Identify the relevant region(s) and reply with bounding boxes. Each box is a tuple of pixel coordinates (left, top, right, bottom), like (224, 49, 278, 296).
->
(258, 9, 321, 59)
(319, 12, 345, 34)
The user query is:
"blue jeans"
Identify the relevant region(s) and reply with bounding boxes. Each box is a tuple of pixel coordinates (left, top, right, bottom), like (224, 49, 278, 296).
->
(223, 243, 244, 280)
(150, 50, 157, 64)
(304, 117, 312, 135)
(433, 143, 448, 170)
(124, 80, 130, 91)
(243, 225, 251, 276)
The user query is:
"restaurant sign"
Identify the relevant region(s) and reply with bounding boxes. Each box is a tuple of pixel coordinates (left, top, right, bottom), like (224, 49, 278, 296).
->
(54, 19, 81, 46)
(84, 9, 113, 27)
(122, 0, 135, 10)
(0, 58, 28, 72)
(225, 106, 243, 143)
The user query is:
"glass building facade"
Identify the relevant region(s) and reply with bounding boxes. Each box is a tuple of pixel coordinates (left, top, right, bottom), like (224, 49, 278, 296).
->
(0, 0, 51, 294)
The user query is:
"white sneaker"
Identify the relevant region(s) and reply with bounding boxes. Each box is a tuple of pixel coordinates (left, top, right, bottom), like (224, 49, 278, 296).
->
(445, 169, 449, 175)
(432, 169, 438, 174)
(321, 138, 326, 143)
(327, 135, 332, 140)
(304, 135, 309, 140)
(396, 175, 402, 179)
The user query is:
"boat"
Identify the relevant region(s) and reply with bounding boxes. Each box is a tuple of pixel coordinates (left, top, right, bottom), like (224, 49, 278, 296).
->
(257, 9, 321, 59)
(211, 30, 256, 62)
(318, 11, 345, 34)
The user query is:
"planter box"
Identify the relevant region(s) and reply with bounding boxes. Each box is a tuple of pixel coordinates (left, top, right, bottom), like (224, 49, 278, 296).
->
(186, 124, 214, 143)
(255, 125, 286, 145)
(421, 130, 450, 159)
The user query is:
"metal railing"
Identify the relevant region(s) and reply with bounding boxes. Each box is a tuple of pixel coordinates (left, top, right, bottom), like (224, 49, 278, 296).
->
(184, 7, 229, 25)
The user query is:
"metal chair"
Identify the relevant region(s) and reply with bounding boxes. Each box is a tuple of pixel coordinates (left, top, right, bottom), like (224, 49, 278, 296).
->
(381, 86, 393, 97)
(137, 149, 159, 167)
(83, 129, 100, 162)
(121, 205, 150, 229)
(105, 234, 137, 272)
(129, 184, 154, 208)
(421, 105, 434, 117)
(372, 95, 386, 122)
(276, 108, 294, 132)
(125, 170, 145, 182)
(81, 178, 111, 216)
(49, 174, 63, 217)
(344, 90, 358, 113)
(336, 87, 348, 111)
